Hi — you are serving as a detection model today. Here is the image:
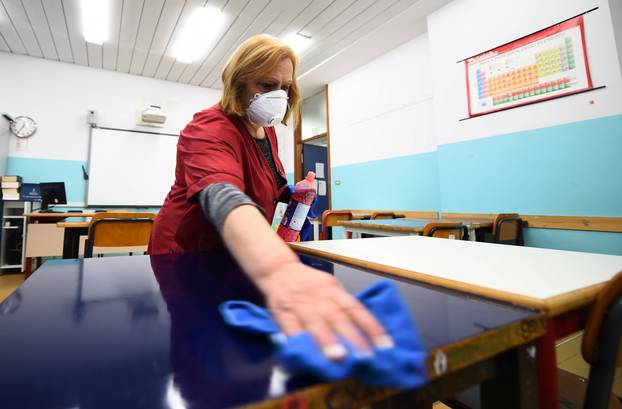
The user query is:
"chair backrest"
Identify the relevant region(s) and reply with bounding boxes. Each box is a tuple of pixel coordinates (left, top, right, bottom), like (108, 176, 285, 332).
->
(370, 212, 396, 220)
(423, 222, 465, 240)
(492, 213, 523, 245)
(85, 212, 155, 257)
(320, 210, 352, 240)
(582, 270, 622, 367)
(581, 271, 622, 409)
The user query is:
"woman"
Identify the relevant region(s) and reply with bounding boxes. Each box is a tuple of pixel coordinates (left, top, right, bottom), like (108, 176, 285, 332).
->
(149, 34, 391, 359)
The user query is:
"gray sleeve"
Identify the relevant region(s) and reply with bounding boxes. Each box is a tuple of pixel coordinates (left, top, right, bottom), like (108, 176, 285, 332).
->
(198, 183, 263, 234)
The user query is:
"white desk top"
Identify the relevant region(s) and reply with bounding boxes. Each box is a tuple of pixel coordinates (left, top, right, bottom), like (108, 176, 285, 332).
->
(291, 236, 622, 315)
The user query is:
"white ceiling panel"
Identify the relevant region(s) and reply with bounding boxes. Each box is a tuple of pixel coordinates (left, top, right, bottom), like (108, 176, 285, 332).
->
(299, 0, 357, 36)
(262, 0, 312, 36)
(61, 0, 88, 65)
(129, 0, 165, 74)
(116, 0, 145, 72)
(153, 0, 205, 80)
(178, 0, 257, 85)
(86, 41, 102, 68)
(0, 33, 8, 51)
(41, 0, 74, 62)
(102, 0, 123, 70)
(1, 0, 42, 57)
(0, 1, 27, 54)
(179, 0, 290, 85)
(299, 0, 404, 73)
(197, 0, 292, 87)
(141, 0, 185, 77)
(0, 0, 448, 96)
(21, 0, 58, 60)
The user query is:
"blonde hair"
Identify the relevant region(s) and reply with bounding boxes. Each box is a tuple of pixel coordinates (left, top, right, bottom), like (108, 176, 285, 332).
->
(220, 34, 301, 126)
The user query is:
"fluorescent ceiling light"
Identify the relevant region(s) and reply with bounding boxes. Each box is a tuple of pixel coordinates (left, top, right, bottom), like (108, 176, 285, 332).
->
(80, 0, 109, 45)
(172, 6, 225, 64)
(283, 33, 312, 55)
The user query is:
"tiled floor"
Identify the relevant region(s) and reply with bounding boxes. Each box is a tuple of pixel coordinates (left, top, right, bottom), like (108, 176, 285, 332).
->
(1, 274, 620, 406)
(556, 332, 622, 397)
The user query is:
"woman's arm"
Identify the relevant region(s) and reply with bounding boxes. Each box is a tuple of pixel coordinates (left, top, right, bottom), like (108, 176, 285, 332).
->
(221, 204, 392, 359)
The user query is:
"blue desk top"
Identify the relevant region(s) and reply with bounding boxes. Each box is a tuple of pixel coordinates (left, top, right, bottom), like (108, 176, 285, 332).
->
(0, 252, 537, 408)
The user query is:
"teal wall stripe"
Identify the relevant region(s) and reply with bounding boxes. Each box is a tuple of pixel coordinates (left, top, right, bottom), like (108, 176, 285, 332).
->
(437, 114, 622, 216)
(6, 114, 621, 254)
(524, 229, 622, 256)
(331, 151, 440, 211)
(7, 157, 87, 203)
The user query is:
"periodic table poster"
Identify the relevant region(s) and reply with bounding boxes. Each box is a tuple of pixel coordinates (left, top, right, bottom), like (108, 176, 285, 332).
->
(465, 16, 593, 117)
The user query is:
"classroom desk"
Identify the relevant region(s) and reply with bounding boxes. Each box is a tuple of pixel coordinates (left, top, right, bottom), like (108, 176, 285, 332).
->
(23, 211, 99, 276)
(291, 236, 622, 409)
(0, 251, 545, 408)
(338, 218, 493, 241)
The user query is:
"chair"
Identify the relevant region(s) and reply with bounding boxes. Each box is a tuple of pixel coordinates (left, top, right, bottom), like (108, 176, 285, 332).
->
(423, 222, 466, 240)
(558, 270, 622, 409)
(84, 212, 155, 258)
(492, 213, 523, 245)
(320, 210, 352, 240)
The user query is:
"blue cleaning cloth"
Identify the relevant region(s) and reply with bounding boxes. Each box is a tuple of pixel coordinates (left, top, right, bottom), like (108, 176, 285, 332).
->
(219, 280, 427, 388)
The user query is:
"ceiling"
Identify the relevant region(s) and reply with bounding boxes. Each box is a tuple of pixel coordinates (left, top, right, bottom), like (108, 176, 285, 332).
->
(0, 0, 450, 96)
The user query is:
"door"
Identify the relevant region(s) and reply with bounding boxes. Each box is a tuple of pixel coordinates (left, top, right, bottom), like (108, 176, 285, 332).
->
(303, 143, 329, 218)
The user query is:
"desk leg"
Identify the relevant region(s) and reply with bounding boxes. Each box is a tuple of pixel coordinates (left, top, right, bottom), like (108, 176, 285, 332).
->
(535, 311, 586, 409)
(25, 257, 33, 279)
(63, 227, 88, 259)
(536, 324, 559, 409)
(481, 343, 538, 409)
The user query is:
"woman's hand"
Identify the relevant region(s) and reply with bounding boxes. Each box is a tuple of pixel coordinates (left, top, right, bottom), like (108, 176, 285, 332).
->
(220, 205, 391, 359)
(255, 261, 393, 360)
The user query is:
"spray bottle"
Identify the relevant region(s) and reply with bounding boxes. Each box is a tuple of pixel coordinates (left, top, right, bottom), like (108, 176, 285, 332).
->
(277, 171, 317, 242)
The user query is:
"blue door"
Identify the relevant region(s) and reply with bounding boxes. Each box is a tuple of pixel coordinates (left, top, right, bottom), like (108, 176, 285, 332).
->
(303, 144, 329, 219)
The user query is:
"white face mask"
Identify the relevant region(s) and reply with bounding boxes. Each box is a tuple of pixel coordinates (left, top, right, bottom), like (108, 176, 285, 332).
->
(246, 89, 289, 127)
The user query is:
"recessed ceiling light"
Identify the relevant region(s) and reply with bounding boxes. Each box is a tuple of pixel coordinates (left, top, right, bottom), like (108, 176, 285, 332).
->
(283, 33, 312, 55)
(172, 6, 225, 64)
(80, 0, 109, 45)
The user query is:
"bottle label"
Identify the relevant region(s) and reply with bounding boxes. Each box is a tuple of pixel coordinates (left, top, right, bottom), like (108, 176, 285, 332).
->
(281, 201, 310, 232)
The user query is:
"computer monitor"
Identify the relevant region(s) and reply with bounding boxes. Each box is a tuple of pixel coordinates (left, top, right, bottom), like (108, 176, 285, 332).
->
(40, 182, 67, 210)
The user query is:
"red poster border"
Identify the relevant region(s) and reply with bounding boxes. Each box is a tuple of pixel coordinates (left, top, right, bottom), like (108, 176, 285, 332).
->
(465, 16, 593, 118)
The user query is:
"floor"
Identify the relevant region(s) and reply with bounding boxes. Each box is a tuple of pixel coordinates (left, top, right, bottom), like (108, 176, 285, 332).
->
(556, 332, 622, 398)
(1, 273, 620, 406)
(0, 272, 23, 304)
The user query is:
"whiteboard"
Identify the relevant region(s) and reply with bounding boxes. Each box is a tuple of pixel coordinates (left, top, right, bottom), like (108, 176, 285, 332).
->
(87, 127, 178, 206)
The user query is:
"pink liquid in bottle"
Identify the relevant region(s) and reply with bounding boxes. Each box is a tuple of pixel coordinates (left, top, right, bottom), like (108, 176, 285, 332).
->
(277, 171, 317, 242)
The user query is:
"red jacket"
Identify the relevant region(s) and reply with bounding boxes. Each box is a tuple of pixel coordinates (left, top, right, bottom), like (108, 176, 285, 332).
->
(148, 104, 287, 255)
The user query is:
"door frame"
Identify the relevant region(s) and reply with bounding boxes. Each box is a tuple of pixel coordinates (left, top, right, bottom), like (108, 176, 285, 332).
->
(294, 84, 332, 210)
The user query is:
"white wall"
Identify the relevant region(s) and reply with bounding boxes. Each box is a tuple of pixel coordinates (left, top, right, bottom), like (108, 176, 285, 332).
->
(301, 90, 327, 140)
(609, 0, 622, 75)
(328, 33, 437, 167)
(0, 52, 295, 175)
(275, 122, 294, 175)
(0, 133, 7, 175)
(427, 0, 622, 146)
(0, 53, 218, 162)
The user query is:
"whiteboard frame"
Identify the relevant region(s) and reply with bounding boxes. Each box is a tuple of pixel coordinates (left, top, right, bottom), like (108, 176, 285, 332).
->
(85, 126, 178, 207)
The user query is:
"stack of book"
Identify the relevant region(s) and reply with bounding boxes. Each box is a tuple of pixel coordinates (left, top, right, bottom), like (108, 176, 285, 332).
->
(1, 175, 22, 200)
